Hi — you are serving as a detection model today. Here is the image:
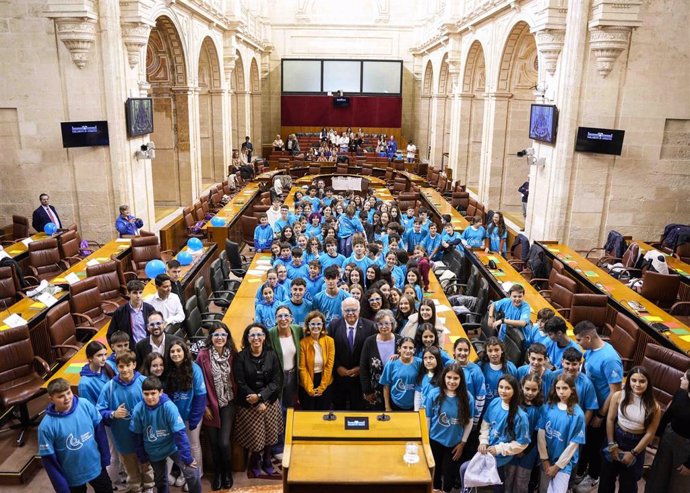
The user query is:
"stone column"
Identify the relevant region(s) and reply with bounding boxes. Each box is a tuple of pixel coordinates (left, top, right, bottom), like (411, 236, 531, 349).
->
(172, 87, 194, 205)
(451, 92, 474, 185)
(210, 88, 228, 181)
(478, 92, 512, 207)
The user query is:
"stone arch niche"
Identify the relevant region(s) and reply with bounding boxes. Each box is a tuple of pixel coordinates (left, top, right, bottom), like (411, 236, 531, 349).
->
(419, 60, 434, 163)
(249, 57, 262, 154)
(146, 15, 191, 212)
(197, 36, 223, 187)
(461, 40, 486, 191)
(496, 21, 538, 214)
(434, 54, 452, 169)
(231, 51, 246, 152)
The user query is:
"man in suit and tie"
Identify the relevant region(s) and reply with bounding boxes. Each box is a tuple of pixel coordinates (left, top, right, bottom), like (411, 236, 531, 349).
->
(32, 193, 62, 232)
(328, 297, 377, 410)
(134, 311, 182, 367)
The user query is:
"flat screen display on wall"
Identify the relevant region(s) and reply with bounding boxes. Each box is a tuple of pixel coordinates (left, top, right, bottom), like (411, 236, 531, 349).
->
(529, 104, 558, 144)
(60, 121, 110, 148)
(575, 127, 625, 155)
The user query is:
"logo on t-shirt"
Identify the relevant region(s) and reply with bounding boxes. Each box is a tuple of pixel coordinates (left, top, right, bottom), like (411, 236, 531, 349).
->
(146, 425, 170, 442)
(439, 412, 460, 427)
(544, 421, 564, 442)
(66, 431, 93, 451)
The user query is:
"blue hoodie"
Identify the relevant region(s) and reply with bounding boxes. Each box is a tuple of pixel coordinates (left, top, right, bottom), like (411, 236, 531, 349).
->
(130, 393, 191, 464)
(305, 274, 324, 300)
(253, 223, 274, 251)
(39, 396, 110, 491)
(78, 364, 110, 406)
(96, 371, 146, 454)
(255, 298, 280, 328)
(168, 362, 207, 429)
(337, 215, 364, 238)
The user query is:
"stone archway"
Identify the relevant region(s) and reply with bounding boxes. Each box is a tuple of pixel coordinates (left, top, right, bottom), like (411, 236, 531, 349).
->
(231, 51, 246, 152)
(146, 15, 190, 215)
(198, 36, 223, 187)
(497, 21, 538, 214)
(419, 60, 434, 163)
(434, 54, 452, 169)
(249, 57, 262, 154)
(461, 41, 486, 191)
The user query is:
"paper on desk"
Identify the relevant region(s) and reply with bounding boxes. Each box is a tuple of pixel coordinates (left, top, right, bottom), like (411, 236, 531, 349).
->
(246, 269, 265, 276)
(0, 250, 9, 260)
(436, 304, 451, 313)
(247, 278, 262, 283)
(3, 313, 28, 328)
(21, 237, 34, 247)
(254, 265, 271, 271)
(679, 335, 690, 343)
(65, 272, 81, 285)
(256, 259, 272, 266)
(86, 259, 100, 266)
(37, 292, 59, 307)
(116, 238, 131, 243)
(642, 315, 663, 323)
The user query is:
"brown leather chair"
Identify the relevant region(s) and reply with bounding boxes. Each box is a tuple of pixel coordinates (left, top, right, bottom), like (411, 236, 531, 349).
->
(56, 228, 84, 265)
(568, 293, 609, 331)
(639, 271, 680, 309)
(86, 259, 130, 308)
(361, 164, 373, 176)
(308, 165, 320, 175)
(0, 265, 24, 308)
(541, 273, 578, 316)
(670, 301, 690, 326)
(604, 312, 640, 371)
(393, 177, 408, 194)
(130, 236, 173, 279)
(674, 242, 690, 263)
(184, 208, 206, 240)
(641, 343, 690, 409)
(193, 201, 204, 222)
(451, 191, 469, 211)
(0, 215, 30, 245)
(336, 163, 349, 174)
(69, 277, 118, 329)
(46, 300, 97, 364)
(0, 325, 51, 446)
(27, 238, 68, 282)
(240, 215, 258, 248)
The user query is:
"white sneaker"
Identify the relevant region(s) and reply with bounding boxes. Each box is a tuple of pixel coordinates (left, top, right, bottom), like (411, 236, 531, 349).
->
(182, 483, 189, 492)
(574, 475, 599, 493)
(167, 474, 176, 485)
(273, 452, 284, 461)
(174, 475, 186, 487)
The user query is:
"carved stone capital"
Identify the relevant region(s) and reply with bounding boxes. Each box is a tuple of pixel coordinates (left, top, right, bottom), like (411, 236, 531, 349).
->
(589, 26, 631, 78)
(54, 17, 97, 69)
(534, 29, 565, 76)
(121, 22, 152, 69)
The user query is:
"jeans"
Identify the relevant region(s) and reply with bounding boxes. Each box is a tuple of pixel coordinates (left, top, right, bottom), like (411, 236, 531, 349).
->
(151, 452, 201, 493)
(339, 236, 353, 257)
(600, 425, 645, 493)
(69, 468, 113, 493)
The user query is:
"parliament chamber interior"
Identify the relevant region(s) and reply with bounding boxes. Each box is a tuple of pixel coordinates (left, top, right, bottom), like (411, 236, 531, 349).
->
(0, 1, 689, 493)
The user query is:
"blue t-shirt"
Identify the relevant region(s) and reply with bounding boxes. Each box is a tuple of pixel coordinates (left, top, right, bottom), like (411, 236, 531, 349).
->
(344, 254, 373, 272)
(253, 224, 274, 251)
(517, 365, 553, 392)
(425, 387, 475, 447)
(493, 298, 532, 341)
(487, 225, 508, 253)
(306, 224, 322, 239)
(403, 230, 427, 253)
(380, 357, 422, 409)
(388, 265, 405, 289)
(273, 217, 294, 235)
(169, 362, 206, 422)
(547, 339, 579, 369)
(78, 365, 110, 406)
(38, 397, 103, 487)
(130, 396, 187, 462)
(305, 275, 324, 301)
(417, 348, 454, 366)
(538, 403, 586, 473)
(287, 261, 309, 281)
(544, 370, 600, 413)
(422, 234, 442, 260)
(482, 398, 531, 467)
(280, 298, 313, 325)
(461, 226, 486, 248)
(480, 361, 518, 406)
(254, 283, 288, 304)
(255, 299, 280, 328)
(525, 325, 551, 348)
(319, 252, 346, 270)
(415, 373, 439, 410)
(312, 289, 351, 325)
(458, 361, 487, 402)
(511, 403, 543, 469)
(583, 343, 623, 408)
(96, 373, 146, 454)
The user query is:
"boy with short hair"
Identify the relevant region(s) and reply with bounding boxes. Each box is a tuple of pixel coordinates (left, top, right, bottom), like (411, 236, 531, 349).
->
(489, 283, 532, 342)
(344, 237, 373, 272)
(39, 378, 113, 493)
(287, 247, 309, 281)
(516, 342, 552, 382)
(418, 207, 431, 233)
(305, 259, 324, 300)
(322, 187, 335, 207)
(130, 376, 201, 493)
(401, 206, 416, 229)
(402, 219, 427, 254)
(253, 213, 274, 252)
(273, 242, 293, 267)
(525, 307, 555, 348)
(280, 278, 313, 325)
(312, 265, 351, 324)
(439, 222, 462, 258)
(273, 205, 294, 235)
(543, 316, 579, 369)
(319, 238, 346, 270)
(544, 347, 599, 424)
(105, 330, 131, 374)
(97, 351, 154, 493)
(422, 222, 442, 261)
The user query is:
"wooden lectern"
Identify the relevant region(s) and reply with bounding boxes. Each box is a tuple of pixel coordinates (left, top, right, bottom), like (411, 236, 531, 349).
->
(282, 409, 434, 493)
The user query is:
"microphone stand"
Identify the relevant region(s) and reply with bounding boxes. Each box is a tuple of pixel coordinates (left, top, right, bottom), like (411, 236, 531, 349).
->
(322, 406, 337, 421)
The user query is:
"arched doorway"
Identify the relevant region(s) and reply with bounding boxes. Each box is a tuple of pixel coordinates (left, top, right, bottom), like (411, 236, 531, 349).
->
(146, 16, 190, 216)
(197, 37, 223, 187)
(462, 41, 486, 191)
(497, 21, 538, 213)
(419, 61, 434, 164)
(435, 54, 452, 170)
(249, 58, 262, 155)
(231, 52, 246, 151)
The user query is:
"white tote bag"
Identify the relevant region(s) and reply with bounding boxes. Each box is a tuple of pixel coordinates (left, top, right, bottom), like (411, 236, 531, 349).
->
(463, 452, 503, 488)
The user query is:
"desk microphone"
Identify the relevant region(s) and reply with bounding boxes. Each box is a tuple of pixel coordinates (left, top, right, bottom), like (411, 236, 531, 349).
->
(322, 406, 337, 421)
(377, 410, 391, 422)
(1, 299, 13, 321)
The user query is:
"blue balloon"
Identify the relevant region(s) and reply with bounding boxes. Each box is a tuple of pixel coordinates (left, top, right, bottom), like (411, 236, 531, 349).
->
(144, 259, 166, 279)
(177, 250, 193, 266)
(187, 237, 203, 251)
(210, 216, 225, 227)
(44, 222, 57, 235)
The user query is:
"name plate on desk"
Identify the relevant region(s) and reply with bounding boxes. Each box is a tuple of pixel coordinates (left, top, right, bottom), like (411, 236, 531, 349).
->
(344, 416, 369, 430)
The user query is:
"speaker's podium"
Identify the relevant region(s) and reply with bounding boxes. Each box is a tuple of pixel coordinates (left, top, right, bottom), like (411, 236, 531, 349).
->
(282, 409, 434, 493)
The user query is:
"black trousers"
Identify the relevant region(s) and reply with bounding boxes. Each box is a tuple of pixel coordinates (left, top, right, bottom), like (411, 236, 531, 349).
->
(430, 439, 460, 492)
(70, 468, 113, 493)
(299, 373, 333, 411)
(205, 404, 236, 472)
(578, 421, 606, 479)
(332, 374, 365, 410)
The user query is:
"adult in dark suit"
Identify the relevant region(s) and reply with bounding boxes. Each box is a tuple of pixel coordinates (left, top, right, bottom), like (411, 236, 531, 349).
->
(327, 297, 377, 410)
(32, 193, 62, 232)
(107, 280, 156, 348)
(134, 310, 182, 368)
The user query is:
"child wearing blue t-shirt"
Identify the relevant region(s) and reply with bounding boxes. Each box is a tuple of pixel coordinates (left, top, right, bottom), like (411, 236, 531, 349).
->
(253, 214, 274, 252)
(280, 278, 313, 325)
(39, 378, 112, 493)
(105, 330, 131, 374)
(544, 347, 600, 423)
(489, 283, 532, 342)
(344, 238, 374, 272)
(453, 337, 487, 424)
(96, 351, 154, 492)
(544, 316, 579, 369)
(305, 259, 324, 300)
(460, 374, 530, 490)
(461, 215, 486, 249)
(312, 265, 351, 324)
(478, 337, 518, 408)
(425, 364, 474, 493)
(380, 337, 422, 410)
(414, 346, 444, 411)
(517, 343, 553, 391)
(422, 222, 443, 261)
(537, 374, 587, 493)
(255, 283, 281, 328)
(525, 308, 555, 349)
(130, 376, 201, 493)
(485, 212, 508, 255)
(439, 222, 463, 258)
(286, 247, 310, 281)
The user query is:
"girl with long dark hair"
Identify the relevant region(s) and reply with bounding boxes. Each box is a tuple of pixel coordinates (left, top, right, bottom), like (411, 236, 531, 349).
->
(413, 345, 444, 411)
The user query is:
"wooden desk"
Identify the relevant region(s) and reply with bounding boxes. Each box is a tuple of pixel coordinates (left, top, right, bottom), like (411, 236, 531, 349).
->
(636, 241, 690, 279)
(283, 409, 433, 493)
(1, 232, 51, 259)
(537, 242, 690, 355)
(420, 187, 469, 232)
(256, 169, 281, 182)
(43, 244, 218, 389)
(203, 182, 261, 251)
(395, 170, 427, 186)
(294, 174, 387, 188)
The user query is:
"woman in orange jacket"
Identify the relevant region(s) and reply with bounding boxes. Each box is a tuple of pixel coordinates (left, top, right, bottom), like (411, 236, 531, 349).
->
(299, 310, 335, 410)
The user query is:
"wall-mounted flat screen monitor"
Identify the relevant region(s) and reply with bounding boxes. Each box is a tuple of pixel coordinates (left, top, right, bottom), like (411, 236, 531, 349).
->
(60, 121, 110, 148)
(529, 104, 558, 144)
(575, 126, 625, 155)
